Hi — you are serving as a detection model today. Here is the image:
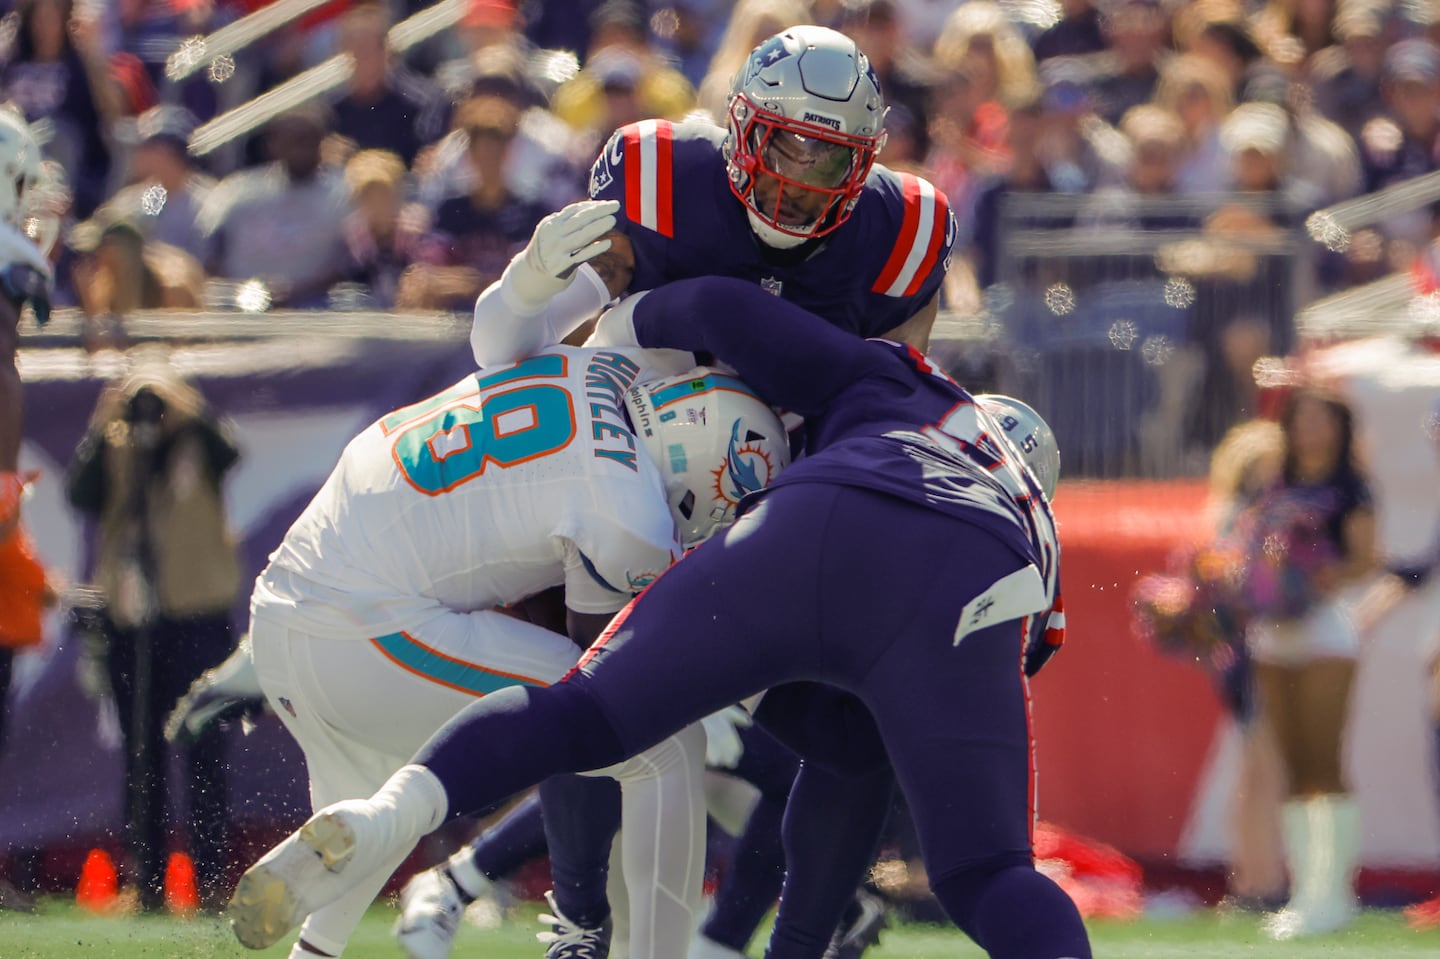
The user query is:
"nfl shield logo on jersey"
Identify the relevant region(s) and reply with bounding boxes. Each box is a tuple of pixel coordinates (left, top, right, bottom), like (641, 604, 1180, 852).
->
(760, 277, 783, 297)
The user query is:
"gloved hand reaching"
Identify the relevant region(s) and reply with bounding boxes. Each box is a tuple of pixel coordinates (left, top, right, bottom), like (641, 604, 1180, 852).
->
(700, 704, 754, 769)
(504, 199, 620, 310)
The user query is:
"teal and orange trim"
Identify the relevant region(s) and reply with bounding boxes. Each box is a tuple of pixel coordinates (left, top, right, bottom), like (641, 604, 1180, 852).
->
(370, 631, 550, 697)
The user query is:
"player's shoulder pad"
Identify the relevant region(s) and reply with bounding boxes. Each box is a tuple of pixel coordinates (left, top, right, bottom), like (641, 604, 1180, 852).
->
(864, 166, 957, 299)
(588, 119, 726, 238)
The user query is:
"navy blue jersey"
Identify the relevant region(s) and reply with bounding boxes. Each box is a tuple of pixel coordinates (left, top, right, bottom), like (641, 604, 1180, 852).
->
(628, 277, 1065, 665)
(587, 120, 955, 338)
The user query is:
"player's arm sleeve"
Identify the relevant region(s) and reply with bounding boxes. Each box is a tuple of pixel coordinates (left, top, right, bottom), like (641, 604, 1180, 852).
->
(628, 276, 878, 416)
(559, 503, 680, 616)
(470, 263, 611, 368)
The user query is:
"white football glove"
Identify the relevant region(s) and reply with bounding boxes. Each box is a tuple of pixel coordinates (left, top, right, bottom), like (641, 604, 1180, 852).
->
(700, 704, 754, 770)
(504, 199, 619, 310)
(164, 635, 266, 744)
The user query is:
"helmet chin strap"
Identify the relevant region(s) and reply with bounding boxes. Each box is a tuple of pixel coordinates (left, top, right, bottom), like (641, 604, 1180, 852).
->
(746, 208, 813, 250)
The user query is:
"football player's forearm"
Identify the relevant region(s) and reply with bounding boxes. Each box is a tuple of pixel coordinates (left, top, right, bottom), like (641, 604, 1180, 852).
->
(470, 263, 610, 367)
(631, 277, 868, 415)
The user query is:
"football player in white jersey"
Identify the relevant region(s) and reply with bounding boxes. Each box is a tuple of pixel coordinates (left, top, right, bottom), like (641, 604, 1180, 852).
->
(235, 344, 789, 959)
(0, 108, 58, 651)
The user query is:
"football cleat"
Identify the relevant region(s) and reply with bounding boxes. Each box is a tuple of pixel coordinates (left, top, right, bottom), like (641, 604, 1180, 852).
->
(536, 889, 613, 959)
(823, 889, 889, 959)
(229, 806, 363, 949)
(394, 867, 467, 959)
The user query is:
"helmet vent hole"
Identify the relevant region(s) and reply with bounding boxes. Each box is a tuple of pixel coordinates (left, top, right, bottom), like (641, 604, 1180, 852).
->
(745, 429, 766, 443)
(677, 490, 696, 520)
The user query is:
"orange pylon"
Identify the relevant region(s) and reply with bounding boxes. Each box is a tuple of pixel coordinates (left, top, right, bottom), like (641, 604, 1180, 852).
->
(164, 851, 199, 915)
(75, 848, 119, 912)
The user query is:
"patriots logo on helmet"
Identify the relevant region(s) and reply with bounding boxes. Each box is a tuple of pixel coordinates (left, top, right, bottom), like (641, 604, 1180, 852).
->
(711, 419, 776, 507)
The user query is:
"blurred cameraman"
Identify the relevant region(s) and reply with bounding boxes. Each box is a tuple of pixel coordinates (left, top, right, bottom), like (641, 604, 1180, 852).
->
(66, 362, 242, 912)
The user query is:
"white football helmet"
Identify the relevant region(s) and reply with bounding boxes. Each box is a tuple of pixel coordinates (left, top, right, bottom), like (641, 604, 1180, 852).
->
(724, 25, 887, 249)
(975, 395, 1061, 500)
(624, 369, 791, 546)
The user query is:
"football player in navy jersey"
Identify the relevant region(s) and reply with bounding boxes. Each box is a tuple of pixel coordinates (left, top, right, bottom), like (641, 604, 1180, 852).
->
(467, 24, 956, 371)
(449, 24, 959, 959)
(231, 275, 1090, 959)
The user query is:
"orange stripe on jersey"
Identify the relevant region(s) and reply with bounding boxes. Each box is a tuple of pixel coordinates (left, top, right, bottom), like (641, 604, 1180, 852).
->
(620, 120, 675, 237)
(871, 174, 945, 298)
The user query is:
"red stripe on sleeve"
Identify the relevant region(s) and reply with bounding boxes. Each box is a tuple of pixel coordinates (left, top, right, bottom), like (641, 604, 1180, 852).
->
(870, 173, 922, 294)
(902, 186, 951, 297)
(654, 120, 674, 238)
(622, 125, 643, 226)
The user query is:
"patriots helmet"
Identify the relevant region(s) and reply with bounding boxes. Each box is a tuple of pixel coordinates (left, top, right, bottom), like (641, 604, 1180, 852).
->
(724, 25, 887, 249)
(975, 394, 1060, 500)
(624, 369, 791, 546)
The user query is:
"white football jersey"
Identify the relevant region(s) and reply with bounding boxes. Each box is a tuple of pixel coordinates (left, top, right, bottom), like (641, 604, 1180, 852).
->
(252, 346, 689, 639)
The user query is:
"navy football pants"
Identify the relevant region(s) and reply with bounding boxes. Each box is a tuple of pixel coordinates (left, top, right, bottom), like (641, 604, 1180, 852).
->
(420, 484, 1090, 958)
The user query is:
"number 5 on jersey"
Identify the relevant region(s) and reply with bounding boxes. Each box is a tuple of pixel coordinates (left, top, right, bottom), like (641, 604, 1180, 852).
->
(383, 355, 577, 495)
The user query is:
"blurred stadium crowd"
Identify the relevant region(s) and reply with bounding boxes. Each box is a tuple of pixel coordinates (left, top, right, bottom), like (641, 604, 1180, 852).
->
(6, 0, 1439, 471)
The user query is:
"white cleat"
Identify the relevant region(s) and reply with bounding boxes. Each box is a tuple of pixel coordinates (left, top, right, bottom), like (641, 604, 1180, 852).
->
(228, 808, 360, 949)
(394, 867, 465, 959)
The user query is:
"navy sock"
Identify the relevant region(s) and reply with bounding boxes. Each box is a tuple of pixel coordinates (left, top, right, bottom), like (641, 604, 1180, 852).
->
(703, 793, 787, 951)
(933, 862, 1092, 959)
(539, 774, 621, 929)
(705, 726, 801, 950)
(764, 763, 893, 959)
(468, 791, 548, 881)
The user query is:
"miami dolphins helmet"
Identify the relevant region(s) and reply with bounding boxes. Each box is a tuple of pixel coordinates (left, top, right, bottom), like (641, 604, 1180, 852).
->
(624, 369, 791, 545)
(724, 25, 887, 249)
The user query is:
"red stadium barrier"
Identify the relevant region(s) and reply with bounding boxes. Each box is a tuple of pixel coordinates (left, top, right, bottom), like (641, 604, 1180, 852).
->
(1032, 480, 1220, 859)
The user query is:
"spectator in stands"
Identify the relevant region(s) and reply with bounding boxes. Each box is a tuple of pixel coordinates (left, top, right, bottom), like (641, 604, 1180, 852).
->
(198, 105, 352, 309)
(418, 44, 583, 215)
(1154, 53, 1234, 194)
(1251, 0, 1340, 70)
(1031, 0, 1107, 62)
(340, 149, 416, 309)
(1080, 104, 1193, 229)
(1359, 39, 1440, 263)
(926, 3, 1036, 216)
(0, 0, 121, 217)
(330, 2, 445, 167)
(835, 0, 933, 154)
(551, 0, 696, 149)
(68, 214, 205, 349)
(695, 0, 810, 121)
(1088, 0, 1171, 124)
(100, 105, 212, 262)
(1309, 3, 1388, 142)
(66, 360, 243, 912)
(398, 96, 548, 311)
(1244, 387, 1377, 939)
(1205, 419, 1289, 913)
(1181, 5, 1265, 102)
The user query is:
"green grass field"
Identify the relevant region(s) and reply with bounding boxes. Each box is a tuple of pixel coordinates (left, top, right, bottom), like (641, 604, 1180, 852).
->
(1, 900, 1437, 959)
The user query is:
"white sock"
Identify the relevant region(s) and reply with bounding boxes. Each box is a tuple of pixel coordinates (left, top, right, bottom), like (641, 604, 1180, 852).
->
(374, 764, 449, 838)
(447, 845, 491, 901)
